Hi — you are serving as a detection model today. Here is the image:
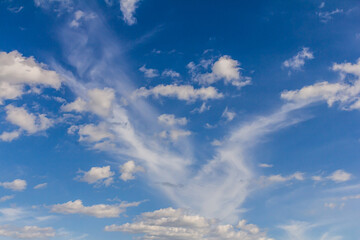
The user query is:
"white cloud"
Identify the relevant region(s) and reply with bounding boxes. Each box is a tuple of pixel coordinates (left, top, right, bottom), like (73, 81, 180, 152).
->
(162, 69, 180, 78)
(280, 221, 343, 240)
(62, 88, 115, 117)
(77, 166, 114, 186)
(51, 199, 140, 218)
(33, 183, 47, 190)
(259, 163, 273, 168)
(0, 51, 61, 104)
(222, 107, 236, 122)
(192, 102, 210, 113)
(105, 207, 273, 240)
(0, 225, 55, 239)
(327, 170, 351, 182)
(158, 114, 187, 126)
(160, 130, 192, 141)
(133, 84, 223, 102)
(0, 195, 14, 202)
(281, 58, 360, 109)
(34, 0, 73, 12)
(0, 179, 27, 191)
(266, 172, 304, 183)
(319, 2, 325, 9)
(318, 9, 343, 23)
(189, 55, 251, 88)
(120, 0, 140, 25)
(78, 123, 113, 143)
(283, 47, 314, 71)
(119, 161, 144, 181)
(70, 10, 96, 28)
(5, 105, 53, 134)
(0, 130, 21, 142)
(139, 65, 159, 78)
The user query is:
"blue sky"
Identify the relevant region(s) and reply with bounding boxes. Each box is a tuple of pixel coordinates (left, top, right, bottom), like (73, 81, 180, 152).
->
(0, 0, 359, 239)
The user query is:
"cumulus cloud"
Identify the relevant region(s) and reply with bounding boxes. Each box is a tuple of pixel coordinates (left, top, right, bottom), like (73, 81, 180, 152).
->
(77, 166, 114, 186)
(222, 107, 236, 122)
(158, 114, 187, 126)
(281, 58, 360, 110)
(78, 123, 113, 143)
(119, 161, 144, 181)
(0, 130, 21, 142)
(139, 65, 159, 78)
(0, 179, 27, 191)
(105, 207, 273, 240)
(51, 199, 140, 218)
(162, 69, 180, 78)
(327, 169, 351, 182)
(133, 84, 223, 102)
(62, 88, 115, 117)
(283, 47, 314, 71)
(189, 55, 251, 88)
(0, 51, 61, 104)
(120, 0, 140, 25)
(0, 225, 55, 239)
(5, 105, 53, 134)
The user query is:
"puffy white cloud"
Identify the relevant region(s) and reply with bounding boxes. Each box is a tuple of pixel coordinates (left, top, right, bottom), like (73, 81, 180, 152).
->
(283, 47, 314, 71)
(158, 114, 187, 126)
(0, 179, 27, 191)
(105, 207, 273, 240)
(133, 84, 223, 102)
(62, 88, 115, 117)
(281, 58, 360, 110)
(189, 55, 251, 88)
(318, 9, 343, 23)
(0, 130, 21, 142)
(77, 166, 114, 186)
(120, 0, 140, 25)
(327, 169, 351, 182)
(33, 183, 47, 190)
(78, 123, 113, 143)
(5, 105, 53, 134)
(0, 225, 55, 239)
(0, 195, 14, 202)
(0, 51, 61, 104)
(139, 65, 159, 78)
(119, 161, 144, 181)
(51, 199, 140, 218)
(222, 107, 236, 122)
(162, 69, 180, 78)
